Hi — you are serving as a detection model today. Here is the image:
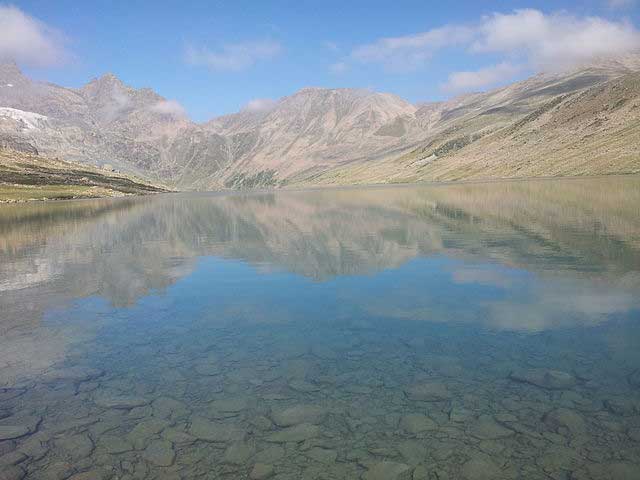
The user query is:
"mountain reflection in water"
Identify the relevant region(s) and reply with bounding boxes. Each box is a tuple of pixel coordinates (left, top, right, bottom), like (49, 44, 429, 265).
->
(0, 176, 639, 479)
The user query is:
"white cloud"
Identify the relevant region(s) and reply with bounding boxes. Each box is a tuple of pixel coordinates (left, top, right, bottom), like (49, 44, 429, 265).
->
(150, 99, 187, 118)
(443, 62, 523, 92)
(351, 25, 475, 72)
(472, 9, 640, 71)
(242, 98, 277, 113)
(185, 40, 282, 72)
(345, 9, 640, 89)
(0, 5, 69, 67)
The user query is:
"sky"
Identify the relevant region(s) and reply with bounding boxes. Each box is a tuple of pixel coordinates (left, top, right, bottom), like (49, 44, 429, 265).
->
(1, 0, 639, 121)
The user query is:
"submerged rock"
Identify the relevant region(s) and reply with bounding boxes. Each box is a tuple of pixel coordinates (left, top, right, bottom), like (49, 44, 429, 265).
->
(152, 397, 190, 419)
(470, 415, 515, 440)
(0, 451, 26, 466)
(397, 440, 426, 465)
(0, 427, 30, 441)
(628, 428, 640, 442)
(604, 398, 638, 416)
(94, 391, 149, 409)
(189, 416, 244, 443)
(254, 445, 285, 463)
(543, 408, 587, 436)
(400, 414, 437, 434)
(628, 370, 640, 388)
(250, 415, 274, 431)
(41, 367, 104, 384)
(161, 428, 197, 444)
(194, 362, 221, 376)
(509, 369, 577, 390)
(306, 447, 337, 464)
(250, 463, 275, 479)
(142, 440, 175, 466)
(363, 461, 413, 480)
(209, 397, 249, 415)
(271, 404, 326, 427)
(55, 433, 94, 461)
(0, 465, 25, 480)
(266, 423, 320, 443)
(223, 441, 255, 465)
(67, 469, 110, 480)
(0, 390, 25, 403)
(461, 455, 503, 480)
(98, 434, 134, 454)
(128, 419, 170, 449)
(288, 380, 321, 393)
(588, 462, 640, 480)
(404, 383, 450, 402)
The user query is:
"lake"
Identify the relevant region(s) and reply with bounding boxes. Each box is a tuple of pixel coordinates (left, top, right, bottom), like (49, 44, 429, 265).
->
(1, 176, 639, 480)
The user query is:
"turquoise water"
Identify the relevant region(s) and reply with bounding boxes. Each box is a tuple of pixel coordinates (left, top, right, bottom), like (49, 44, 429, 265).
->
(1, 177, 640, 479)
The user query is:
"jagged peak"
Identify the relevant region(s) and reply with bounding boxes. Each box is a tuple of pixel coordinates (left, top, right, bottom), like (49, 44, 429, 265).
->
(82, 72, 127, 92)
(0, 61, 29, 85)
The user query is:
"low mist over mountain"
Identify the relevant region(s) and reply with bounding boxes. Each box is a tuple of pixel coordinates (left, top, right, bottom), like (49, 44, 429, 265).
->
(1, 55, 639, 190)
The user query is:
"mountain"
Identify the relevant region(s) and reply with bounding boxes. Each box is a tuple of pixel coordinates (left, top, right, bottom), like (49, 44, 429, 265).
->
(304, 65, 640, 185)
(1, 56, 639, 190)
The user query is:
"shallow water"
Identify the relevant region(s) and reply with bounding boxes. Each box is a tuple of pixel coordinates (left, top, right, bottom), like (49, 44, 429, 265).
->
(1, 177, 640, 479)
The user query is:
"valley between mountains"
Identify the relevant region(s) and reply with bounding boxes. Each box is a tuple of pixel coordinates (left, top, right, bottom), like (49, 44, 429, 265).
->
(1, 55, 639, 194)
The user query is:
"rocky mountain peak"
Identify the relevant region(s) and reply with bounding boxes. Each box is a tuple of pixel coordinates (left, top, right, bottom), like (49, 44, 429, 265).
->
(0, 62, 30, 87)
(81, 73, 128, 98)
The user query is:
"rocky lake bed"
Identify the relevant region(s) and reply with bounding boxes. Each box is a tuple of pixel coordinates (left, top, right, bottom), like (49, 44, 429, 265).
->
(1, 318, 640, 480)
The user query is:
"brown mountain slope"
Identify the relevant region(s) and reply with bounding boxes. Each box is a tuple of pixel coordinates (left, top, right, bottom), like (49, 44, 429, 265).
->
(295, 71, 640, 186)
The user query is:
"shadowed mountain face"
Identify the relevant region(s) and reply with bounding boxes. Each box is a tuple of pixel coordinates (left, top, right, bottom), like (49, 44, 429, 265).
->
(1, 56, 639, 189)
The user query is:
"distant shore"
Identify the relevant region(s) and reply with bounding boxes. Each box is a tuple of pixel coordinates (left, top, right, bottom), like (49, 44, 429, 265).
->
(0, 148, 169, 203)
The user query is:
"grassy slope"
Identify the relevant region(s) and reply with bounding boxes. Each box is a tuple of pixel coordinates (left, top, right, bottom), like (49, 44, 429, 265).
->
(289, 72, 640, 187)
(0, 148, 169, 202)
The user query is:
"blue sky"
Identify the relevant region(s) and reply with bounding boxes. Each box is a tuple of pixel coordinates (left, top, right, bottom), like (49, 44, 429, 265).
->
(2, 0, 640, 121)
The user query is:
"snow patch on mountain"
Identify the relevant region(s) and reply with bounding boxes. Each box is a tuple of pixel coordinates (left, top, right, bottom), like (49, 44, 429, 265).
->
(0, 107, 49, 129)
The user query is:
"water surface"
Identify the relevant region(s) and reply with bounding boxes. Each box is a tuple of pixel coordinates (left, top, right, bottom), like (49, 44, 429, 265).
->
(1, 177, 640, 479)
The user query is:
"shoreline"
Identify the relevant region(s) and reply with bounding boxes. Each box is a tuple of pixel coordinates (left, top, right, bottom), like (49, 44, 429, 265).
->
(4, 170, 640, 204)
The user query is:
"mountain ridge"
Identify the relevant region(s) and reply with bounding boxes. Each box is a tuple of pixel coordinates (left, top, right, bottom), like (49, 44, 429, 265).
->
(1, 55, 639, 190)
